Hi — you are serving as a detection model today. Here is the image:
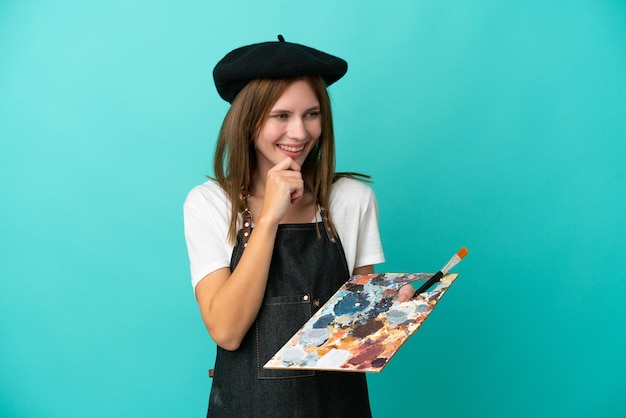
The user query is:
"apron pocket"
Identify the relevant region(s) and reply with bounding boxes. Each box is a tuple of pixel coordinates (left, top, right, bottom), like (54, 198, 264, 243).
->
(255, 294, 315, 379)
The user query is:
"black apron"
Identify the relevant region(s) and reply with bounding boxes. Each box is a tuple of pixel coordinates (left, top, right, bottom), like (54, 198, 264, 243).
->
(207, 221, 372, 418)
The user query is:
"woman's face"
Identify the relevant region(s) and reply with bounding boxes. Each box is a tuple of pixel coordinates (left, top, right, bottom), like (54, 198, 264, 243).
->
(254, 79, 322, 175)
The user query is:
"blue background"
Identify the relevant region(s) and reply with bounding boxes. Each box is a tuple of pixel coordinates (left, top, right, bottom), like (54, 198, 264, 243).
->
(1, 1, 625, 417)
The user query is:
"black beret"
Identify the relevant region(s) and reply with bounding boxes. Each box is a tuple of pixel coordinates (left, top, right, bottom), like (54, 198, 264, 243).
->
(213, 35, 348, 103)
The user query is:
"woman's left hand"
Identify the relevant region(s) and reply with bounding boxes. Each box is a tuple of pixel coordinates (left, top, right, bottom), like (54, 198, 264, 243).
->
(397, 284, 415, 302)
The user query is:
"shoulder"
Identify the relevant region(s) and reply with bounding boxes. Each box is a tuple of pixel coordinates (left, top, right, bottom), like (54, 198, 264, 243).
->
(330, 176, 375, 196)
(330, 177, 376, 206)
(184, 181, 230, 211)
(328, 177, 379, 227)
(183, 180, 233, 229)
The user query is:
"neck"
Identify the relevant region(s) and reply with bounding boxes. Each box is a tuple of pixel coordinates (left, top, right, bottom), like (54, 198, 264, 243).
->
(250, 169, 267, 197)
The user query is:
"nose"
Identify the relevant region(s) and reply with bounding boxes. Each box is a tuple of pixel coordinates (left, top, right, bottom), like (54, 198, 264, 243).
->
(287, 117, 308, 141)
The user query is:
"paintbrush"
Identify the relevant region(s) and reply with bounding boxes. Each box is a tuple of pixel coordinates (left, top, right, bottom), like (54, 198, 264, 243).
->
(412, 247, 469, 298)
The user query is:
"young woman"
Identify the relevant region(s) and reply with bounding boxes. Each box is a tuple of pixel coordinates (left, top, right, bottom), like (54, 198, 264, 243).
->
(184, 36, 414, 417)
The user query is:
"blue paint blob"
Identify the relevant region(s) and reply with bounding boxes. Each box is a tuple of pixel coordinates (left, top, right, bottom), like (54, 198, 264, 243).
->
(304, 352, 320, 366)
(428, 290, 442, 302)
(333, 292, 370, 316)
(386, 310, 409, 326)
(280, 347, 308, 366)
(300, 329, 329, 347)
(416, 304, 429, 313)
(312, 313, 335, 329)
(369, 296, 394, 316)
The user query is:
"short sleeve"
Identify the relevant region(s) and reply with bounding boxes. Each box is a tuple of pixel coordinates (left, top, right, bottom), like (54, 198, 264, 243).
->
(329, 178, 385, 274)
(183, 182, 234, 291)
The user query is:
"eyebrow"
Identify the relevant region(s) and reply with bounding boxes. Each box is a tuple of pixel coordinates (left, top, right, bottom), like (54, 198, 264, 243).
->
(270, 105, 321, 114)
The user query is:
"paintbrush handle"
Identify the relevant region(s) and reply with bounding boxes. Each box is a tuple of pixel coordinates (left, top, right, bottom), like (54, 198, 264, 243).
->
(411, 247, 469, 297)
(412, 271, 444, 297)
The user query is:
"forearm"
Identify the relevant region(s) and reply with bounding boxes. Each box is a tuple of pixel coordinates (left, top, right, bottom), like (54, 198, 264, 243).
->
(198, 218, 278, 350)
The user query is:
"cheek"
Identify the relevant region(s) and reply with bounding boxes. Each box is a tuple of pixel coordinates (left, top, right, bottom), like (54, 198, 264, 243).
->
(255, 127, 275, 146)
(261, 123, 284, 140)
(310, 120, 322, 139)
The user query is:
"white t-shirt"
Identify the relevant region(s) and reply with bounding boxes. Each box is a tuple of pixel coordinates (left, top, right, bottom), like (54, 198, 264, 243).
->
(183, 177, 385, 291)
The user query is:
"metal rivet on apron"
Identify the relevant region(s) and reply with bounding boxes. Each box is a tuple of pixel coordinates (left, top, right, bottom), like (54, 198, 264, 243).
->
(313, 299, 320, 308)
(303, 294, 309, 301)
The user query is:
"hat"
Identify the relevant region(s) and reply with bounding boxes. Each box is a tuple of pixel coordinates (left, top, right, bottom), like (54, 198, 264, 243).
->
(213, 35, 348, 103)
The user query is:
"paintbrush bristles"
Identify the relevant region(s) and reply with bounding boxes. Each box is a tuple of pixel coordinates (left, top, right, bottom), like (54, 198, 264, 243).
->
(441, 246, 469, 275)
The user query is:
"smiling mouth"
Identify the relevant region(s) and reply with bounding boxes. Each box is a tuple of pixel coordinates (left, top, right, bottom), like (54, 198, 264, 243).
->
(277, 144, 305, 152)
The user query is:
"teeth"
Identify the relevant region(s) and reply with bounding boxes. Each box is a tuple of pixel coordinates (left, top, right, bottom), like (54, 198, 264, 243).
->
(278, 144, 305, 152)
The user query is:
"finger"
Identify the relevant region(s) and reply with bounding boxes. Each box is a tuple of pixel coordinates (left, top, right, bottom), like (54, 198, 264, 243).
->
(289, 177, 305, 204)
(270, 157, 301, 173)
(290, 188, 303, 204)
(397, 284, 416, 302)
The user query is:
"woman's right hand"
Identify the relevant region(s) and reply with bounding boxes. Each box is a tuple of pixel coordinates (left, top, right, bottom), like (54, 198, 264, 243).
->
(257, 157, 304, 225)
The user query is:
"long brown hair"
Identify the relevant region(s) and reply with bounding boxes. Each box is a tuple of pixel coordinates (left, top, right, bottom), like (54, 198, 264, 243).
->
(213, 75, 368, 243)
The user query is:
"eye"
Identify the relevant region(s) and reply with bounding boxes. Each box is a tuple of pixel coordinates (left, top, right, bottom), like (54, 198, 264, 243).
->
(305, 110, 321, 119)
(272, 113, 288, 120)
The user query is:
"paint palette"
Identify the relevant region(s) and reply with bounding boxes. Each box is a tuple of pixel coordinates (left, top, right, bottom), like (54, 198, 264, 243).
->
(264, 272, 459, 373)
